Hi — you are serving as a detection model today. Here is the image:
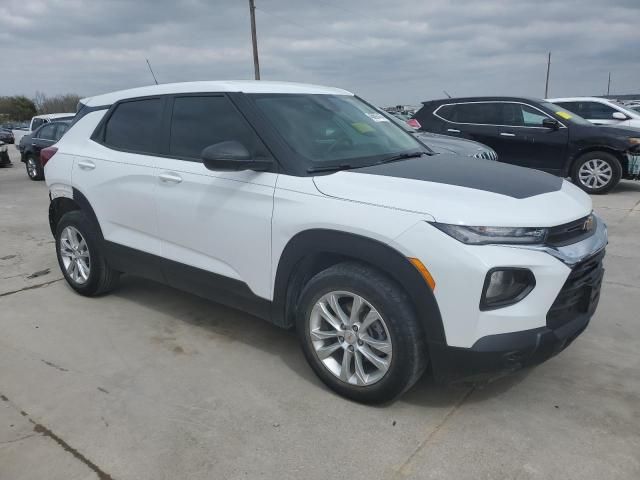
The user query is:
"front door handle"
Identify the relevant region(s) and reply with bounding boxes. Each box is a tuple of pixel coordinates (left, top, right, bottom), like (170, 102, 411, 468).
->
(447, 128, 461, 133)
(159, 172, 183, 184)
(77, 160, 96, 170)
(500, 132, 516, 137)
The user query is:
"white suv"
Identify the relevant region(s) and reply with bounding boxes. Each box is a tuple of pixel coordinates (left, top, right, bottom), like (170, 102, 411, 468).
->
(548, 97, 640, 129)
(45, 81, 607, 403)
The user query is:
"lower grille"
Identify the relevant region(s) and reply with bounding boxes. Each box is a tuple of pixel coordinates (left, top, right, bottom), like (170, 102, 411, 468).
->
(547, 250, 605, 330)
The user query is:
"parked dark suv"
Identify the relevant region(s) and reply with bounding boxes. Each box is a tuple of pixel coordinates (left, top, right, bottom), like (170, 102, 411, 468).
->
(413, 97, 640, 193)
(18, 120, 70, 180)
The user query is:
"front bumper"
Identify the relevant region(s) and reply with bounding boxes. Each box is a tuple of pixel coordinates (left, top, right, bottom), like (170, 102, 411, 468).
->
(429, 310, 592, 383)
(428, 218, 607, 383)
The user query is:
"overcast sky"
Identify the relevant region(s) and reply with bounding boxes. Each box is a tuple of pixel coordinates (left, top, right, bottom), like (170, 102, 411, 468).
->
(1, 0, 638, 105)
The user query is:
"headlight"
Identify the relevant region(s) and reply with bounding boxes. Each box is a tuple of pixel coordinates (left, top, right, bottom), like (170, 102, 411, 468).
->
(629, 137, 640, 145)
(431, 223, 547, 245)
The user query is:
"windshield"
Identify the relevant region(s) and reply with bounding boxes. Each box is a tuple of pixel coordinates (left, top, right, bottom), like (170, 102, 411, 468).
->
(541, 102, 593, 126)
(250, 94, 425, 167)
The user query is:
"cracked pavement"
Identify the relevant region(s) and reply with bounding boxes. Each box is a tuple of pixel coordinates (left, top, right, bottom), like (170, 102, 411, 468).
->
(1, 148, 639, 479)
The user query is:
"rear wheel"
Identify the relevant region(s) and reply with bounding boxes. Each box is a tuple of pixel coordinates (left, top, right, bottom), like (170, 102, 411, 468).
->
(25, 155, 44, 180)
(297, 262, 427, 404)
(572, 151, 621, 194)
(55, 210, 119, 296)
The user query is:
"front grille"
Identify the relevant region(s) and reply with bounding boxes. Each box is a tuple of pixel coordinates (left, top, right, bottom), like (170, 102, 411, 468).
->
(547, 249, 605, 330)
(546, 215, 595, 247)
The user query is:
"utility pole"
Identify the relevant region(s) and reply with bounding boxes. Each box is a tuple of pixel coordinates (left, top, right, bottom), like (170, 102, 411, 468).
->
(544, 52, 551, 98)
(607, 72, 611, 96)
(249, 0, 261, 80)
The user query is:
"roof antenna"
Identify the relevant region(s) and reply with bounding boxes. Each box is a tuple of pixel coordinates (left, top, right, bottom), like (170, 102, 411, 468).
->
(443, 90, 452, 99)
(146, 58, 159, 85)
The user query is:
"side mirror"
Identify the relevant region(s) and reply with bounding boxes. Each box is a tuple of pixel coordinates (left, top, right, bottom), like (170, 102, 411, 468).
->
(612, 111, 628, 120)
(542, 118, 560, 130)
(201, 141, 271, 172)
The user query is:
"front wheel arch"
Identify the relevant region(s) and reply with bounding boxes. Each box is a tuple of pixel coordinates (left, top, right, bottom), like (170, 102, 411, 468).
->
(271, 229, 445, 346)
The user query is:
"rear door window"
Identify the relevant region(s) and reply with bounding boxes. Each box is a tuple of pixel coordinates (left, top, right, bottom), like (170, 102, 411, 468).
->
(169, 95, 270, 161)
(37, 124, 56, 140)
(53, 124, 68, 141)
(103, 98, 163, 153)
(453, 103, 502, 125)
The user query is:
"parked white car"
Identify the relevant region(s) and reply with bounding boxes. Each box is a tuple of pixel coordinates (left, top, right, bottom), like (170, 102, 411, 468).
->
(13, 113, 76, 146)
(44, 81, 607, 403)
(548, 97, 640, 129)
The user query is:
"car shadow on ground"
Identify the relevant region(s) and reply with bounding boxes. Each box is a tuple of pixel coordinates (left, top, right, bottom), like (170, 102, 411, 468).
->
(610, 179, 640, 193)
(105, 274, 529, 409)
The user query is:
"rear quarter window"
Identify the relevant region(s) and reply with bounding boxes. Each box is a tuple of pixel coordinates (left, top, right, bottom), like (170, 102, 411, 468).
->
(434, 104, 457, 121)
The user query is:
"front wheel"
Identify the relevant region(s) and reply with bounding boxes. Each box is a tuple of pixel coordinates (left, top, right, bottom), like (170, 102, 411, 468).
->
(571, 152, 622, 194)
(296, 262, 427, 404)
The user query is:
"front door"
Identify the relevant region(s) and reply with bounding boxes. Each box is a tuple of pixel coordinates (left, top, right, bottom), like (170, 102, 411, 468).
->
(497, 103, 569, 173)
(154, 94, 276, 313)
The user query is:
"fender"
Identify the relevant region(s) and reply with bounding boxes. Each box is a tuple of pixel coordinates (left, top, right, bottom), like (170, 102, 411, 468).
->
(271, 229, 446, 346)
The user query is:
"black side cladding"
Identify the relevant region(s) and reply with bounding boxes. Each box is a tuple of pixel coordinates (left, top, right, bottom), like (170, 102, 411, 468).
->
(354, 155, 564, 199)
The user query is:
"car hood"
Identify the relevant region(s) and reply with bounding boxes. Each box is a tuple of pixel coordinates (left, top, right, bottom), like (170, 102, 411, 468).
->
(414, 132, 491, 156)
(313, 155, 591, 227)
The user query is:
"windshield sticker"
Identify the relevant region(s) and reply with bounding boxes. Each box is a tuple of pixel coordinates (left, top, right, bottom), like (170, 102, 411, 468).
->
(351, 122, 375, 134)
(365, 113, 390, 123)
(556, 111, 572, 120)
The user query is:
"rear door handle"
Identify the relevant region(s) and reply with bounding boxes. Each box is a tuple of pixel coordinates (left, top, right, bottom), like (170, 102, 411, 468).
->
(447, 128, 461, 133)
(500, 132, 516, 137)
(159, 172, 183, 184)
(77, 160, 96, 170)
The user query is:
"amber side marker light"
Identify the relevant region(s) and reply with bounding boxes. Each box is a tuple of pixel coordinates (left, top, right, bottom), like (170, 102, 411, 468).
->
(408, 258, 436, 290)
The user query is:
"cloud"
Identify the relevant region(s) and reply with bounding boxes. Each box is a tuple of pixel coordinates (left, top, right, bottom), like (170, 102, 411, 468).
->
(1, 0, 638, 105)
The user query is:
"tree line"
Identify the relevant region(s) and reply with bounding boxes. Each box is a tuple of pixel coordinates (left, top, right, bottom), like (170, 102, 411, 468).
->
(0, 92, 81, 122)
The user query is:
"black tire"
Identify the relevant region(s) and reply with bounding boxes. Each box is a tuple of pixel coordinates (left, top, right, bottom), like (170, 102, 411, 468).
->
(25, 154, 44, 181)
(571, 151, 622, 194)
(55, 210, 119, 296)
(296, 262, 427, 404)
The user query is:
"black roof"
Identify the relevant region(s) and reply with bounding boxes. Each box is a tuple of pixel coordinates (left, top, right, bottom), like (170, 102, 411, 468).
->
(421, 96, 546, 105)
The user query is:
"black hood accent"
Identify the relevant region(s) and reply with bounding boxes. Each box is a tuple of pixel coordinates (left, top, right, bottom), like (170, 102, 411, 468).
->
(353, 155, 563, 199)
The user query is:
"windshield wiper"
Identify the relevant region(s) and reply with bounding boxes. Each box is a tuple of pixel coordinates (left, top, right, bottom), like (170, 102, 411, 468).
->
(307, 164, 355, 173)
(377, 151, 426, 165)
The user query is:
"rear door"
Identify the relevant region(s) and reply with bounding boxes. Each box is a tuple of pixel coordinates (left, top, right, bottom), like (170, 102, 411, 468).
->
(153, 94, 276, 309)
(435, 102, 514, 160)
(72, 98, 163, 277)
(31, 123, 57, 157)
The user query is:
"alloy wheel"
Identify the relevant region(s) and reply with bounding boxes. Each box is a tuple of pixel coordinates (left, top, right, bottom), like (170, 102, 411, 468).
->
(59, 226, 91, 285)
(309, 291, 392, 386)
(27, 158, 38, 178)
(578, 159, 612, 190)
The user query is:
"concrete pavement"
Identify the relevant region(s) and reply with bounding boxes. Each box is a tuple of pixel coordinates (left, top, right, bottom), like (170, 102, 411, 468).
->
(1, 147, 639, 480)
